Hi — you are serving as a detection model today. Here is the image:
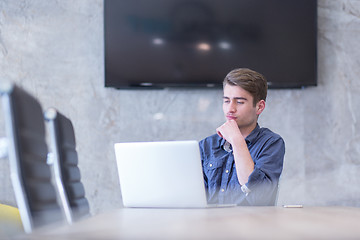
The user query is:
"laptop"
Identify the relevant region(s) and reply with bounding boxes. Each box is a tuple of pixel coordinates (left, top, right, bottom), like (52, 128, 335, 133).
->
(114, 140, 210, 208)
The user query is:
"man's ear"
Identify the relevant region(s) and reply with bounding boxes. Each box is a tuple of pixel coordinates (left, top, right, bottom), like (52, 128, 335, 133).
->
(256, 100, 266, 115)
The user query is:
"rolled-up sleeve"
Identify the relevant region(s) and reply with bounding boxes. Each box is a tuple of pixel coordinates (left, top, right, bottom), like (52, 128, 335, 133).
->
(243, 137, 285, 205)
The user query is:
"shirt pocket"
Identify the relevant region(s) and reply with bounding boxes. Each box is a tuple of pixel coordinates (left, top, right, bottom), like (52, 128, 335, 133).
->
(204, 160, 224, 185)
(204, 160, 223, 170)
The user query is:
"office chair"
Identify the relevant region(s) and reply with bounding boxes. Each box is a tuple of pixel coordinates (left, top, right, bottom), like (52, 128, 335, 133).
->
(273, 177, 282, 206)
(44, 108, 90, 224)
(271, 183, 280, 206)
(0, 82, 63, 233)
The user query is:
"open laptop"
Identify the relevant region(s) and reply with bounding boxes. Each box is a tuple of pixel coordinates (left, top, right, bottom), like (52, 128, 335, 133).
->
(114, 140, 212, 208)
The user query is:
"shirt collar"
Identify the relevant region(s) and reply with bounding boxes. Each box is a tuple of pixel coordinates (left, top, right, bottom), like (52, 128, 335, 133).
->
(245, 124, 261, 145)
(220, 124, 260, 152)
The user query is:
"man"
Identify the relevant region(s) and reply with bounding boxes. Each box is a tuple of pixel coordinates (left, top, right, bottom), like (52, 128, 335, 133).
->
(199, 68, 285, 206)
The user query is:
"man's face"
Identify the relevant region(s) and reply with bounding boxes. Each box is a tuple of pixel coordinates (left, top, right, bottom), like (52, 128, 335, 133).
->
(222, 84, 260, 132)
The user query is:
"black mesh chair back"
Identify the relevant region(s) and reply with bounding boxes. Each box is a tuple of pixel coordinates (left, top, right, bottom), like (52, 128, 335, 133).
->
(0, 82, 63, 233)
(44, 108, 90, 223)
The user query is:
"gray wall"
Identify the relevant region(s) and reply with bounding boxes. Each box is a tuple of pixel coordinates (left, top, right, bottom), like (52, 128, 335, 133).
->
(1, 0, 360, 215)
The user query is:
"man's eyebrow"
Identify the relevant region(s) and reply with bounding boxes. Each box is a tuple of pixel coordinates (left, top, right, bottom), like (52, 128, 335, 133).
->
(223, 96, 248, 101)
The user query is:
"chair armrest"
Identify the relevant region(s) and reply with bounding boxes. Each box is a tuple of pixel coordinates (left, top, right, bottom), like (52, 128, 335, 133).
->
(0, 137, 8, 159)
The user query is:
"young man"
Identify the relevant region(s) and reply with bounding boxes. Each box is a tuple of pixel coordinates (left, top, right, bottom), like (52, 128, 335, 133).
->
(199, 68, 285, 206)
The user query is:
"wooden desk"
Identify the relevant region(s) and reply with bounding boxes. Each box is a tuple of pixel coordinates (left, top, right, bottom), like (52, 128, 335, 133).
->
(15, 206, 360, 239)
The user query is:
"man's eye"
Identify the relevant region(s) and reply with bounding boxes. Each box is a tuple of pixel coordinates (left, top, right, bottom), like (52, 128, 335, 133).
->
(223, 100, 230, 103)
(237, 101, 244, 104)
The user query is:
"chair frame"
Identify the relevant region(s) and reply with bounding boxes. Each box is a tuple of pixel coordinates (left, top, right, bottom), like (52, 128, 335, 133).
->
(44, 108, 74, 224)
(1, 82, 64, 233)
(1, 82, 33, 233)
(45, 108, 91, 223)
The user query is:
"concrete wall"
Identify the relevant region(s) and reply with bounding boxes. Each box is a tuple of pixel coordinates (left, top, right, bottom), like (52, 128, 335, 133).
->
(1, 0, 360, 214)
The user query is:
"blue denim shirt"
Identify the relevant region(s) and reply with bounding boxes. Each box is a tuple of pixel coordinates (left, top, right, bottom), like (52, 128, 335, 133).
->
(199, 124, 285, 206)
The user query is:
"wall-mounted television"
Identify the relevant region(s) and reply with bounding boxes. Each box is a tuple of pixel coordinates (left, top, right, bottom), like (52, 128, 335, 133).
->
(104, 0, 317, 89)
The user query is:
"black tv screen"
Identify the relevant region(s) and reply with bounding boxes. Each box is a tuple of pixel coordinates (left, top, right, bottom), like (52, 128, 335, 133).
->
(104, 0, 317, 89)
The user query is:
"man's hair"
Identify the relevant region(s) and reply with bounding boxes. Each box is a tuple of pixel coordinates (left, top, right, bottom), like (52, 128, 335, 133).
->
(223, 68, 268, 106)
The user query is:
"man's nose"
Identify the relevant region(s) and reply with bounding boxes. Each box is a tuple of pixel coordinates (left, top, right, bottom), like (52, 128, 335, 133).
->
(228, 101, 236, 113)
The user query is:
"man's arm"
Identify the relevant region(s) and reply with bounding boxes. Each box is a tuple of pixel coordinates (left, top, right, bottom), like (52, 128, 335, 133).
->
(243, 137, 285, 205)
(216, 120, 254, 185)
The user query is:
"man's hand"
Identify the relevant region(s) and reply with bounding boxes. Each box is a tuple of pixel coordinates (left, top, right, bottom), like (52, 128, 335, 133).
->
(216, 120, 243, 144)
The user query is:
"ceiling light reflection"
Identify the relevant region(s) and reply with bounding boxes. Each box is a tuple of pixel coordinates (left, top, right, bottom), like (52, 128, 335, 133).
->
(152, 38, 165, 45)
(219, 41, 231, 50)
(197, 42, 211, 51)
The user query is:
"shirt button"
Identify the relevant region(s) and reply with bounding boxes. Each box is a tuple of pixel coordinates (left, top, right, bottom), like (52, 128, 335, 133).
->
(225, 170, 229, 173)
(209, 163, 213, 167)
(221, 189, 225, 192)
